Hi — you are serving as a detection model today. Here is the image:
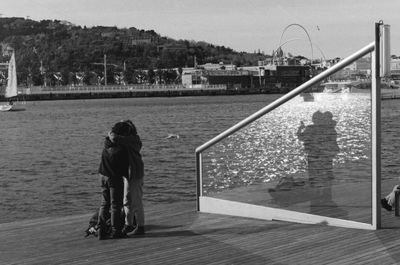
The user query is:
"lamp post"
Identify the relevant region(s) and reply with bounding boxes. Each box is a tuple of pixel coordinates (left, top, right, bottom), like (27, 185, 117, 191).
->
(104, 54, 107, 86)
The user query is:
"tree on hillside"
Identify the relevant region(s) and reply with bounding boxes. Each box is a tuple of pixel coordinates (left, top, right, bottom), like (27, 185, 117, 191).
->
(0, 17, 272, 86)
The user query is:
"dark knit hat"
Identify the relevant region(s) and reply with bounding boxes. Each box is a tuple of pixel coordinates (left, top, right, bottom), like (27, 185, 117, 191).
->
(111, 121, 131, 136)
(122, 119, 137, 135)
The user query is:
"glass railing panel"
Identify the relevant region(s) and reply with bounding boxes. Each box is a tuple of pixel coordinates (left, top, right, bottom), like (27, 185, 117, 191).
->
(201, 55, 373, 224)
(381, 93, 400, 228)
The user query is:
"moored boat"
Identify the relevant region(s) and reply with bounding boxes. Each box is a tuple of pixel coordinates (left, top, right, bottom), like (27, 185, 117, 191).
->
(321, 80, 371, 93)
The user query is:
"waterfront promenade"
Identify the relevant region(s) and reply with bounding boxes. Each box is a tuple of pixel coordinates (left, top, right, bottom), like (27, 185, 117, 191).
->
(2, 84, 400, 101)
(1, 84, 237, 101)
(2, 186, 400, 265)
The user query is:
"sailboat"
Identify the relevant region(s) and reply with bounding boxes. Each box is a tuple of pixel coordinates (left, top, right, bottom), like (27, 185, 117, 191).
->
(0, 52, 18, 111)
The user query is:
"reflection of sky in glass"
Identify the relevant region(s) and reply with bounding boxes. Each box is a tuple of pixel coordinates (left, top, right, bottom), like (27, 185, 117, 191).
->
(203, 93, 371, 194)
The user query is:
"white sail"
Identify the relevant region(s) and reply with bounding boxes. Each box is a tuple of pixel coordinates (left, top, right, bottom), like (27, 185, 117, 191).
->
(5, 52, 17, 98)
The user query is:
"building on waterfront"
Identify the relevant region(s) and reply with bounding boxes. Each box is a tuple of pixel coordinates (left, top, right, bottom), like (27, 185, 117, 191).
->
(130, 37, 153, 46)
(181, 63, 311, 93)
(181, 68, 253, 90)
(200, 62, 236, 71)
(264, 65, 312, 92)
(391, 58, 400, 81)
(328, 56, 371, 81)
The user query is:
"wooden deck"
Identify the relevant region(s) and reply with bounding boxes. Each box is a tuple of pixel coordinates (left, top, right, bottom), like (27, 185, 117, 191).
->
(1, 200, 400, 265)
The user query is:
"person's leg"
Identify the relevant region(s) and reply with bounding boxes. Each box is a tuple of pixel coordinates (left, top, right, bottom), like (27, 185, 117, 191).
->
(109, 177, 124, 237)
(98, 175, 110, 239)
(123, 177, 134, 227)
(307, 157, 319, 186)
(130, 177, 145, 235)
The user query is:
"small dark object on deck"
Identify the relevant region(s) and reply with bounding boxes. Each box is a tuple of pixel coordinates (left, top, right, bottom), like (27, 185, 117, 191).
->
(381, 198, 392, 211)
(84, 226, 98, 238)
(84, 210, 126, 239)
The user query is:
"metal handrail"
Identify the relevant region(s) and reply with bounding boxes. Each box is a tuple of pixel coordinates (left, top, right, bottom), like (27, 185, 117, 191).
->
(195, 41, 375, 154)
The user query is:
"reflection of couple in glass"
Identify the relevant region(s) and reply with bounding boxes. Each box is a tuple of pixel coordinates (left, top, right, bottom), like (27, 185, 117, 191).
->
(297, 110, 345, 217)
(297, 111, 339, 186)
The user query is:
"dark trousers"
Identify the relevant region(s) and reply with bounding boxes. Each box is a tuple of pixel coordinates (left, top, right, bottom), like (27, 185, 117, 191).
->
(98, 174, 124, 233)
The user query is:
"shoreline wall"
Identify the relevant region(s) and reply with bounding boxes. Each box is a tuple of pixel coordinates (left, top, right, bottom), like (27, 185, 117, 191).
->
(1, 88, 271, 101)
(3, 85, 397, 101)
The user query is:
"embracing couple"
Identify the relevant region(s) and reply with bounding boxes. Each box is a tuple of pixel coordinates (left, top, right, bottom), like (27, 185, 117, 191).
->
(96, 119, 145, 240)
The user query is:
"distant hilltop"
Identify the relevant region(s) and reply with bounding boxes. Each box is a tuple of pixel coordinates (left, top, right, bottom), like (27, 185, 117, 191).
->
(0, 17, 272, 87)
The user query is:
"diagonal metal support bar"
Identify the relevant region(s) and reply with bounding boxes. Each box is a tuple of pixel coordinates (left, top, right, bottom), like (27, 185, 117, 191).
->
(196, 42, 375, 154)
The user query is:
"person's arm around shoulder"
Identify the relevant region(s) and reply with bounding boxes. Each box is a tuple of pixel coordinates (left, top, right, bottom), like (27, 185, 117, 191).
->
(104, 136, 113, 148)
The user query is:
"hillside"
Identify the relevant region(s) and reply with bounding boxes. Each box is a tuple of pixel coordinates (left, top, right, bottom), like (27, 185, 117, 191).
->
(0, 17, 269, 86)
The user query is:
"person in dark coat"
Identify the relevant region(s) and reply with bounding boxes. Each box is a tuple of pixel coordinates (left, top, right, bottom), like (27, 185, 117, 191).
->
(109, 120, 145, 236)
(97, 121, 130, 239)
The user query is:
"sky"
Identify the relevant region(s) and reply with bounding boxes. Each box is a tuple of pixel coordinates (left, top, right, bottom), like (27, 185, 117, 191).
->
(1, 0, 400, 59)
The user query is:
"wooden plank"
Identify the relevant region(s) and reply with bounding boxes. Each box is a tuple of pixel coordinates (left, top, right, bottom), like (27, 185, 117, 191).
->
(1, 201, 400, 264)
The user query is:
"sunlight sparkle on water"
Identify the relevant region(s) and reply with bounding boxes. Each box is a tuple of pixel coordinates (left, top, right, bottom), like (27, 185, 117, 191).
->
(202, 93, 372, 194)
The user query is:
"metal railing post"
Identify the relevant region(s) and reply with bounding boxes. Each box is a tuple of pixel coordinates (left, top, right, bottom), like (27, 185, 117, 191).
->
(196, 152, 202, 211)
(372, 22, 382, 229)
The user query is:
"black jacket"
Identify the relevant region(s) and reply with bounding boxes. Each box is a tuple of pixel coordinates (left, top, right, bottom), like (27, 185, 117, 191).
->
(98, 137, 129, 179)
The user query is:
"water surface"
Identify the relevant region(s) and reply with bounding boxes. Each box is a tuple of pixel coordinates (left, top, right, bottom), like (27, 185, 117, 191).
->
(0, 94, 398, 223)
